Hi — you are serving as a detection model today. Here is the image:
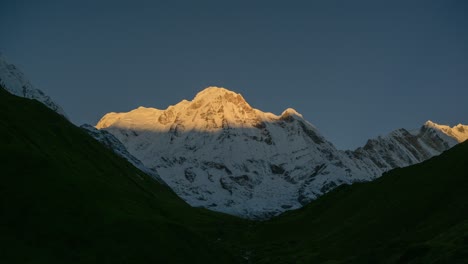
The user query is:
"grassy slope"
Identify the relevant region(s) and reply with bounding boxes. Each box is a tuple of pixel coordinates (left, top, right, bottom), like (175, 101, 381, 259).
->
(247, 140, 468, 263)
(0, 88, 248, 263)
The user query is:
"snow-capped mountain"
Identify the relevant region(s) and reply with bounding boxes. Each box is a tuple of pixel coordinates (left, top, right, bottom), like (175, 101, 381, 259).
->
(0, 54, 164, 184)
(423, 120, 468, 143)
(96, 87, 467, 218)
(346, 121, 464, 175)
(0, 54, 66, 117)
(80, 124, 163, 183)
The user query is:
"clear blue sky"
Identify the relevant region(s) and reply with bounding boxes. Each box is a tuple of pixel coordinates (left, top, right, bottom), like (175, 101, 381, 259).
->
(1, 0, 467, 149)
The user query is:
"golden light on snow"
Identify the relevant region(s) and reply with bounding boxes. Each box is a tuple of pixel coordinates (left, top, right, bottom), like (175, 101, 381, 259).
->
(424, 120, 468, 143)
(96, 87, 303, 133)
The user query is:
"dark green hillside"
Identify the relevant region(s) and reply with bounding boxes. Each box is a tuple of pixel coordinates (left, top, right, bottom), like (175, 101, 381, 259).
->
(1, 85, 468, 264)
(247, 140, 468, 263)
(0, 88, 247, 263)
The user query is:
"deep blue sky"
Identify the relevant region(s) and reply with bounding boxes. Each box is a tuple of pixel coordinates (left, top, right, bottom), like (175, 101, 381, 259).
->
(1, 0, 467, 149)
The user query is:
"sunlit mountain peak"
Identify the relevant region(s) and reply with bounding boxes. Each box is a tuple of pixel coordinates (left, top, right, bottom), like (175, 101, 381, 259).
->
(95, 88, 468, 218)
(192, 86, 249, 106)
(281, 108, 303, 118)
(194, 86, 235, 97)
(96, 86, 307, 132)
(424, 120, 468, 143)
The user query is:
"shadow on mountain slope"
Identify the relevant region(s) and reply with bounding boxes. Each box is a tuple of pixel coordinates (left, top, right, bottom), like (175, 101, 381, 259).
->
(2, 86, 467, 263)
(0, 88, 247, 263)
(246, 140, 468, 263)
(98, 111, 457, 218)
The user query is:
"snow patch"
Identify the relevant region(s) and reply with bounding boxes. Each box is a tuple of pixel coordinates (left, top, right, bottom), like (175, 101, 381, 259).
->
(0, 54, 67, 117)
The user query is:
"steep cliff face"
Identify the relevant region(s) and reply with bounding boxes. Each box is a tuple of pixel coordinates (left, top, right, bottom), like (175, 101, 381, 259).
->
(96, 87, 467, 218)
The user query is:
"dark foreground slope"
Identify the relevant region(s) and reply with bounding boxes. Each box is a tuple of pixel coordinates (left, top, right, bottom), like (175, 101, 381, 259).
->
(1, 86, 467, 264)
(0, 88, 247, 263)
(247, 140, 468, 263)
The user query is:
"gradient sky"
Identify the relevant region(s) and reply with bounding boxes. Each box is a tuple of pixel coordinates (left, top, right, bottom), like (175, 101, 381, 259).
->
(1, 0, 467, 149)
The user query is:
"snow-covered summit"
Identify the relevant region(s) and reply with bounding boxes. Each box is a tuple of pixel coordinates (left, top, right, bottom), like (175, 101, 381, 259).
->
(423, 120, 468, 143)
(281, 108, 303, 118)
(96, 86, 466, 218)
(97, 86, 308, 133)
(0, 54, 66, 117)
(193, 86, 247, 103)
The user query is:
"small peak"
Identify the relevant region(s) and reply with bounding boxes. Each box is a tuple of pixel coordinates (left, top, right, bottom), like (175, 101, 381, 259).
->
(281, 108, 303, 118)
(133, 106, 155, 113)
(423, 120, 454, 134)
(192, 86, 248, 105)
(194, 86, 235, 99)
(424, 120, 438, 127)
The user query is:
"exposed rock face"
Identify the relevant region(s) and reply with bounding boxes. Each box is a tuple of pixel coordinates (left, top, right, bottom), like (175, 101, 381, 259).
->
(96, 87, 467, 218)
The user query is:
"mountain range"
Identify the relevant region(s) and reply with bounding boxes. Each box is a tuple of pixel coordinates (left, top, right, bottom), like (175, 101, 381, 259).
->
(0, 85, 245, 263)
(1, 54, 467, 263)
(95, 87, 468, 218)
(1, 54, 466, 219)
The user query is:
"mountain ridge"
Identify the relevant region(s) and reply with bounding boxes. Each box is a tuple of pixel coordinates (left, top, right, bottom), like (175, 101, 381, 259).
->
(3, 82, 467, 263)
(96, 86, 305, 133)
(80, 124, 164, 183)
(0, 54, 66, 117)
(0, 86, 244, 263)
(246, 140, 468, 263)
(96, 86, 468, 218)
